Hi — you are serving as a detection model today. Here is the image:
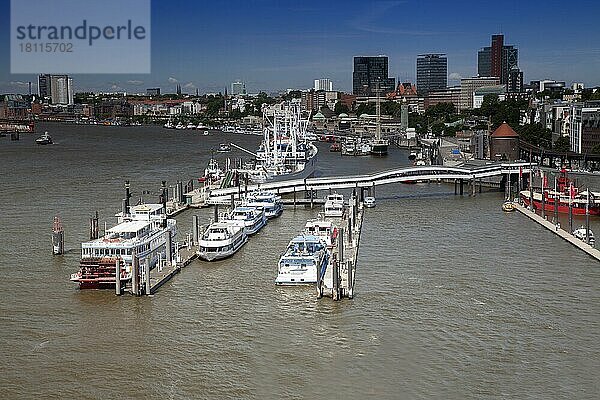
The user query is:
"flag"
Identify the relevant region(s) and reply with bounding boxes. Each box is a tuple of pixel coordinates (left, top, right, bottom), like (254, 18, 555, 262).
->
(519, 166, 523, 178)
(543, 173, 548, 189)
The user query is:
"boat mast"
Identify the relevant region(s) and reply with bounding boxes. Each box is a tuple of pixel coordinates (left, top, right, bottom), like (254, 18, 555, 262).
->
(376, 81, 381, 141)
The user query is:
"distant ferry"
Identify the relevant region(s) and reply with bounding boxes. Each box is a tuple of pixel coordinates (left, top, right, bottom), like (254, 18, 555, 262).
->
(70, 203, 177, 289)
(243, 191, 283, 219)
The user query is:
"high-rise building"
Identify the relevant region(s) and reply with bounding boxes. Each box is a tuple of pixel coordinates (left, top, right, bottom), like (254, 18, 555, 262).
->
(460, 76, 500, 110)
(146, 88, 161, 96)
(416, 54, 447, 96)
(477, 34, 518, 85)
(314, 78, 333, 91)
(352, 56, 395, 97)
(38, 74, 74, 104)
(507, 67, 523, 93)
(231, 81, 246, 95)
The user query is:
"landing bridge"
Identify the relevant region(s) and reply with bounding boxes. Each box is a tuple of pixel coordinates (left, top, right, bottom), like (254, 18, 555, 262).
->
(208, 162, 535, 199)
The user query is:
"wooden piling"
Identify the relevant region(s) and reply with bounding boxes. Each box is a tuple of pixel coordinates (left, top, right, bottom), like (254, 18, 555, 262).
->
(145, 257, 151, 295)
(166, 232, 172, 267)
(115, 258, 121, 296)
(347, 260, 353, 299)
(132, 252, 139, 296)
(192, 215, 199, 245)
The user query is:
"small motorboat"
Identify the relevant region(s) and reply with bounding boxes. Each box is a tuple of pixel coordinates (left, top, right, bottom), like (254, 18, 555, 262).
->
(329, 143, 341, 152)
(364, 196, 376, 208)
(502, 201, 515, 212)
(573, 227, 595, 247)
(218, 143, 231, 152)
(36, 131, 53, 145)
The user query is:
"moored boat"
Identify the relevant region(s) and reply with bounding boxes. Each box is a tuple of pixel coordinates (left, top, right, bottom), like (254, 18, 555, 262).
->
(303, 218, 335, 247)
(519, 169, 600, 216)
(70, 203, 177, 289)
(225, 206, 266, 235)
(198, 221, 248, 261)
(243, 190, 283, 218)
(324, 193, 344, 217)
(275, 234, 329, 285)
(573, 227, 595, 247)
(364, 196, 376, 208)
(502, 201, 515, 212)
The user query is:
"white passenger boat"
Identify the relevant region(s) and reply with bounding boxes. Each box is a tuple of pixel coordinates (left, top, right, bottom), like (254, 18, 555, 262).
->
(573, 227, 595, 247)
(324, 193, 344, 217)
(198, 221, 248, 261)
(304, 217, 335, 247)
(35, 131, 53, 145)
(275, 234, 329, 285)
(70, 203, 177, 289)
(243, 190, 283, 218)
(225, 206, 266, 235)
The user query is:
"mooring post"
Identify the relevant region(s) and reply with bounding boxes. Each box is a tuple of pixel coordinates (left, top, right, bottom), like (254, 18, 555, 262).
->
(372, 182, 375, 198)
(115, 258, 121, 296)
(166, 232, 172, 267)
(332, 255, 339, 301)
(347, 260, 353, 299)
(454, 179, 458, 195)
(192, 215, 199, 245)
(460, 179, 464, 195)
(214, 204, 219, 223)
(230, 193, 235, 211)
(145, 256, 151, 295)
(348, 217, 353, 244)
(471, 178, 476, 196)
(360, 187, 364, 203)
(586, 188, 591, 244)
(479, 178, 482, 193)
(310, 188, 314, 209)
(132, 253, 139, 296)
(338, 227, 344, 271)
(293, 187, 297, 209)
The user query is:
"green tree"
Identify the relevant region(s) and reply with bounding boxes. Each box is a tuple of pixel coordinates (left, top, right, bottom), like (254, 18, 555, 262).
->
(516, 123, 552, 149)
(553, 136, 570, 153)
(356, 103, 375, 116)
(334, 102, 350, 115)
(591, 144, 600, 155)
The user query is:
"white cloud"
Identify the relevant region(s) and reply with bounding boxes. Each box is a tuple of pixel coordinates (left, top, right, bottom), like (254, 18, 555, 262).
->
(168, 77, 179, 83)
(183, 82, 196, 89)
(127, 80, 144, 85)
(9, 81, 29, 87)
(449, 72, 463, 81)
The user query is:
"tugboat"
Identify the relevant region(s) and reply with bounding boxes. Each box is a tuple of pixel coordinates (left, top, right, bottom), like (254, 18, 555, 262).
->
(35, 131, 53, 145)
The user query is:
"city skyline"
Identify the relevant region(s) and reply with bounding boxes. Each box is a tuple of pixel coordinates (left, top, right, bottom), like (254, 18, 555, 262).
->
(1, 0, 600, 94)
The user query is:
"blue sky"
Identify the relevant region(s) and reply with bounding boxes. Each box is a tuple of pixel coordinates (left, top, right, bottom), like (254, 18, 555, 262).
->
(1, 0, 600, 94)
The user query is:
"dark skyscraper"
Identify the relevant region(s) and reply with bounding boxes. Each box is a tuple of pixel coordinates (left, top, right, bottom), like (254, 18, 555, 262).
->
(491, 34, 504, 79)
(352, 56, 395, 97)
(416, 54, 447, 96)
(477, 34, 518, 84)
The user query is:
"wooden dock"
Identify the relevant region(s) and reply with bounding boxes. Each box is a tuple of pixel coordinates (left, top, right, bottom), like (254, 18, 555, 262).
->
(318, 192, 364, 300)
(514, 203, 600, 261)
(148, 245, 198, 294)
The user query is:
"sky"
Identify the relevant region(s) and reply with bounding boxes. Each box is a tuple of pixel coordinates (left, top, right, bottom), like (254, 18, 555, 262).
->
(1, 0, 600, 94)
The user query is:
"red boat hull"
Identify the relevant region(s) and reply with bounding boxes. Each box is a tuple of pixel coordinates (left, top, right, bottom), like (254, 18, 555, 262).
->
(521, 196, 600, 216)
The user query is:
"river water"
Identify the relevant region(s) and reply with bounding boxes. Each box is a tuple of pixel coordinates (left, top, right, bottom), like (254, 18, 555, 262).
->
(0, 123, 598, 399)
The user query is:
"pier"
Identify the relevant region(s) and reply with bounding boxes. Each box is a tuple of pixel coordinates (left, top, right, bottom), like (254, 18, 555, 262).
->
(318, 190, 364, 300)
(514, 203, 600, 261)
